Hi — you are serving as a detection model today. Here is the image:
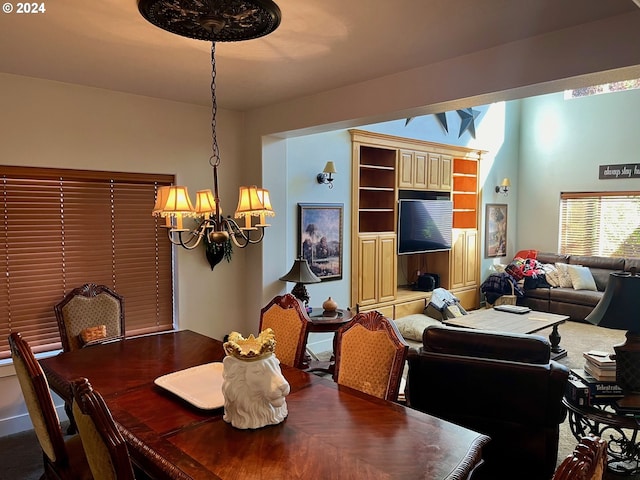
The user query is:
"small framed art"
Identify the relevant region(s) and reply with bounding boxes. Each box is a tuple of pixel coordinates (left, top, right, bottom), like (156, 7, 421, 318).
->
(485, 203, 507, 258)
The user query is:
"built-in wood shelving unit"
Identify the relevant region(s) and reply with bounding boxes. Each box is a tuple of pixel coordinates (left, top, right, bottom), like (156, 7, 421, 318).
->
(350, 129, 486, 315)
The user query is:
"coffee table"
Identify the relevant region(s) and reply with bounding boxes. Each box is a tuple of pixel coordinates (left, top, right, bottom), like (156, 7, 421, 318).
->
(444, 308, 568, 360)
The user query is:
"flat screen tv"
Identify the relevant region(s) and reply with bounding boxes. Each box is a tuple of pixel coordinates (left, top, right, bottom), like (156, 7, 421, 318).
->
(397, 199, 453, 254)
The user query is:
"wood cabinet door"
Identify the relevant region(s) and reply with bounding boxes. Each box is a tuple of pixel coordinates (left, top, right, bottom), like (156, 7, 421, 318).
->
(378, 234, 397, 303)
(427, 153, 441, 190)
(357, 235, 378, 306)
(464, 229, 478, 286)
(450, 229, 465, 289)
(398, 150, 413, 189)
(413, 152, 428, 189)
(440, 155, 452, 191)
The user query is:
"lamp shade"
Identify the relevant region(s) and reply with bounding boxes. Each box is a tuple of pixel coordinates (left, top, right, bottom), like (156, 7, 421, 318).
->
(152, 186, 171, 215)
(235, 186, 264, 218)
(194, 189, 220, 216)
(323, 161, 337, 174)
(586, 272, 640, 332)
(162, 186, 196, 216)
(500, 178, 511, 188)
(256, 188, 275, 216)
(279, 257, 321, 284)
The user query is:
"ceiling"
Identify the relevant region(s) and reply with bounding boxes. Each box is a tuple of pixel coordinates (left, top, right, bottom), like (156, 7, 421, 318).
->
(0, 0, 638, 111)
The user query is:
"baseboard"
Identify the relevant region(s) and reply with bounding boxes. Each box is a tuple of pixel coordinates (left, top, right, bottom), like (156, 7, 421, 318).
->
(0, 404, 67, 438)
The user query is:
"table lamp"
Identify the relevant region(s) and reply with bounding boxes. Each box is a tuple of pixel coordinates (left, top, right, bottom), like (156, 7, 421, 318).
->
(279, 257, 321, 310)
(585, 269, 640, 402)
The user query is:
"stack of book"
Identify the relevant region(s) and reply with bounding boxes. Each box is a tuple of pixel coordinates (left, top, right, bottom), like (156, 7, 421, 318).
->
(583, 350, 616, 381)
(567, 368, 624, 406)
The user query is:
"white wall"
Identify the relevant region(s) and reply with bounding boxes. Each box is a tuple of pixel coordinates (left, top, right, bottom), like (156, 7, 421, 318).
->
(283, 131, 353, 351)
(0, 73, 254, 435)
(518, 89, 640, 252)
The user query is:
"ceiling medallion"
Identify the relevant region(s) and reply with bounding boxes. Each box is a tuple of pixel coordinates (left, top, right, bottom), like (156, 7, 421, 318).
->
(138, 0, 281, 42)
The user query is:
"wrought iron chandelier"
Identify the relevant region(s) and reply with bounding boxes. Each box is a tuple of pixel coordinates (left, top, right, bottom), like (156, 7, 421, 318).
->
(142, 0, 281, 250)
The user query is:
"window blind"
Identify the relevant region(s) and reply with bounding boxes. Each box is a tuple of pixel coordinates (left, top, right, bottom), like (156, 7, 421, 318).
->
(0, 166, 175, 359)
(560, 192, 640, 258)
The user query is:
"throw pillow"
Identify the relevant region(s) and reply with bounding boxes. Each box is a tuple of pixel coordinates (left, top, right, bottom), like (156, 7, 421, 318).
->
(541, 263, 560, 287)
(555, 262, 574, 288)
(79, 324, 107, 346)
(393, 315, 440, 341)
(567, 264, 597, 291)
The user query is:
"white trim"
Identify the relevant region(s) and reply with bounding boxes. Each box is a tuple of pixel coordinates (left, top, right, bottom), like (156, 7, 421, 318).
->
(0, 404, 67, 438)
(0, 349, 62, 378)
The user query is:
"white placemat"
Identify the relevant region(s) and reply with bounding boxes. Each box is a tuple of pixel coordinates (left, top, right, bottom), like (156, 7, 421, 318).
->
(154, 362, 224, 410)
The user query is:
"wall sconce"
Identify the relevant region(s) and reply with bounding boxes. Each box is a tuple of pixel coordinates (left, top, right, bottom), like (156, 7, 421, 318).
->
(495, 178, 511, 196)
(317, 161, 337, 189)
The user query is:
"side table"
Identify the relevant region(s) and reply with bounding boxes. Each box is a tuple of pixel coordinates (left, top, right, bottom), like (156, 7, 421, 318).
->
(563, 397, 640, 475)
(304, 308, 353, 374)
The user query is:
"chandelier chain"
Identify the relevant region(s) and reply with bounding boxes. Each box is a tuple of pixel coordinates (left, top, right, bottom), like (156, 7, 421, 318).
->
(210, 42, 220, 168)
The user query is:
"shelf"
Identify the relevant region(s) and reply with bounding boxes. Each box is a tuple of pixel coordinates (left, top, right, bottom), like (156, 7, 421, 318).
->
(453, 158, 478, 175)
(360, 208, 394, 212)
(454, 208, 476, 212)
(359, 210, 395, 232)
(360, 186, 395, 192)
(361, 164, 395, 171)
(452, 173, 477, 178)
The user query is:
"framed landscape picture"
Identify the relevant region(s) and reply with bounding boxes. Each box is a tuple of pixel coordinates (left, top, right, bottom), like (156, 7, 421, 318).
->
(298, 203, 343, 281)
(485, 203, 507, 258)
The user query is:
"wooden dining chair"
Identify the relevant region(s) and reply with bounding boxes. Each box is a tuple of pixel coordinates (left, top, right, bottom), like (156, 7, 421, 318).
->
(259, 293, 311, 369)
(553, 434, 607, 480)
(71, 377, 136, 480)
(9, 332, 92, 480)
(333, 310, 409, 401)
(54, 283, 125, 434)
(54, 283, 125, 353)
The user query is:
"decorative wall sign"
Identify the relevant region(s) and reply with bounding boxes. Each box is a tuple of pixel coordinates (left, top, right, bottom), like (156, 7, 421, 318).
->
(599, 164, 640, 179)
(298, 203, 343, 281)
(485, 204, 507, 258)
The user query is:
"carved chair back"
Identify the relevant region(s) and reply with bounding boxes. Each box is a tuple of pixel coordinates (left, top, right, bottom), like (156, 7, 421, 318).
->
(553, 434, 607, 480)
(71, 377, 136, 480)
(54, 283, 125, 352)
(9, 332, 91, 480)
(259, 293, 311, 369)
(333, 310, 409, 401)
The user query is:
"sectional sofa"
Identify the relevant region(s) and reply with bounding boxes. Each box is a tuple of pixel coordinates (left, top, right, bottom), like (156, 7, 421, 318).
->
(519, 252, 640, 321)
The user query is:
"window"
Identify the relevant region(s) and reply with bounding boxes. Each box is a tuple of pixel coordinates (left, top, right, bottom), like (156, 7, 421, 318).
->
(559, 192, 640, 257)
(564, 79, 640, 99)
(0, 166, 175, 360)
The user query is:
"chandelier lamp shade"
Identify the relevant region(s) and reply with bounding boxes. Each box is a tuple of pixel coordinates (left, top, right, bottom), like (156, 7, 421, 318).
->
(141, 0, 281, 250)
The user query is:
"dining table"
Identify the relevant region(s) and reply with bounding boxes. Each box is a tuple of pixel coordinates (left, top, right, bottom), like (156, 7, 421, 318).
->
(40, 329, 490, 480)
